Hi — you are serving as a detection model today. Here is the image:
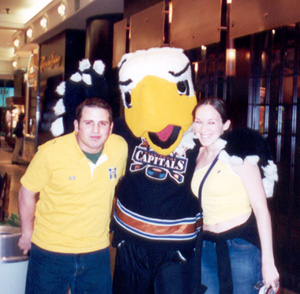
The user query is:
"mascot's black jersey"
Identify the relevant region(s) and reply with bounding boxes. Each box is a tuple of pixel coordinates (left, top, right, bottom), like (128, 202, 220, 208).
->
(111, 117, 201, 252)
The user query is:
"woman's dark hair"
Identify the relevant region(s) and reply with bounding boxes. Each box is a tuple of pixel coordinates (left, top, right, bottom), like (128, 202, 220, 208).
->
(76, 98, 113, 123)
(192, 98, 229, 123)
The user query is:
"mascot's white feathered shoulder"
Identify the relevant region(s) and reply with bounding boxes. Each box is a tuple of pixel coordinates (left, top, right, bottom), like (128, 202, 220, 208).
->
(217, 128, 278, 198)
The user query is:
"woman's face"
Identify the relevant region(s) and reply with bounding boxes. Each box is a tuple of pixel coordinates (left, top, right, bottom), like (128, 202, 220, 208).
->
(193, 104, 230, 147)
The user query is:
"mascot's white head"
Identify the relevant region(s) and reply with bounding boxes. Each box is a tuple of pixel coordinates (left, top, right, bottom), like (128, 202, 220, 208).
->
(118, 47, 197, 156)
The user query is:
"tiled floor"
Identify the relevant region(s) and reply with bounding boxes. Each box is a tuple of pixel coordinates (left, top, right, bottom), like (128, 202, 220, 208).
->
(0, 140, 298, 294)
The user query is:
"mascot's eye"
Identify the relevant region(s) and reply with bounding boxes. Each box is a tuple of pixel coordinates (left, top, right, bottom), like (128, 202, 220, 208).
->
(177, 80, 190, 96)
(124, 92, 132, 108)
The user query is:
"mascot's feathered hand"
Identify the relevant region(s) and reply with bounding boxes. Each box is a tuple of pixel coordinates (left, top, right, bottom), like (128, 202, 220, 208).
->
(218, 128, 278, 198)
(118, 47, 197, 156)
(50, 59, 107, 136)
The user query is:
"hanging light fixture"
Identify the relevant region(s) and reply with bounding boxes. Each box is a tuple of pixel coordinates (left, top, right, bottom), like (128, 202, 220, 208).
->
(193, 62, 199, 75)
(226, 48, 236, 76)
(193, 61, 199, 87)
(225, 0, 236, 76)
(168, 2, 173, 24)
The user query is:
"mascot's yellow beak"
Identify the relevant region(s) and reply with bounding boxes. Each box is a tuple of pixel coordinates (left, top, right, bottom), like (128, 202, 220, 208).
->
(125, 75, 197, 155)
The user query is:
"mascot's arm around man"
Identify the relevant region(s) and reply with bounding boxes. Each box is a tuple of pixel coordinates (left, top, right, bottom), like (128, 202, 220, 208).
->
(110, 47, 203, 294)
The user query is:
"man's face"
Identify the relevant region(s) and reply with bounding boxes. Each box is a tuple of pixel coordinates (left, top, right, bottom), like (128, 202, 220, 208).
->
(74, 106, 113, 154)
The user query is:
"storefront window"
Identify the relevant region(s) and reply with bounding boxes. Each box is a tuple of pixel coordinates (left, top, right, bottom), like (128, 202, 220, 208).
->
(0, 87, 14, 107)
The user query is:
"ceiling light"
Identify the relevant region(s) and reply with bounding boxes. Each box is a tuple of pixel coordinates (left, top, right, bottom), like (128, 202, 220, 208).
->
(58, 3, 66, 16)
(26, 28, 33, 39)
(40, 16, 48, 29)
(13, 39, 20, 48)
(12, 61, 17, 68)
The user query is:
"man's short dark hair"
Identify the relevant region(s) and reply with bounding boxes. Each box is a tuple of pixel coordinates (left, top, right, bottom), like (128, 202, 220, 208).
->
(76, 98, 113, 123)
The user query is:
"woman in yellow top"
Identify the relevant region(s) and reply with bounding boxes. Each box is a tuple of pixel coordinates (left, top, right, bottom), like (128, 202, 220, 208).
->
(191, 98, 279, 294)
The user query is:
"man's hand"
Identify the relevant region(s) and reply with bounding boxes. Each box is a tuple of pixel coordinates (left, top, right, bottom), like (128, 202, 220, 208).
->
(18, 185, 37, 255)
(18, 233, 32, 255)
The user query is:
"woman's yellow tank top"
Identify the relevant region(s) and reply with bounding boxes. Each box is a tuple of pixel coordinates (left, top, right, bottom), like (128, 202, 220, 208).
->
(191, 159, 252, 225)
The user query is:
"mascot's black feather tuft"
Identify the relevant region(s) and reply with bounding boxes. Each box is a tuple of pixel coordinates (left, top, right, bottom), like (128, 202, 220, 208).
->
(221, 128, 272, 167)
(43, 59, 108, 136)
(219, 128, 278, 198)
(62, 61, 108, 134)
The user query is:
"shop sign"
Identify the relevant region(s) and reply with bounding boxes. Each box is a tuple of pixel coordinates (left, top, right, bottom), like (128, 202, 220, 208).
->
(40, 51, 62, 73)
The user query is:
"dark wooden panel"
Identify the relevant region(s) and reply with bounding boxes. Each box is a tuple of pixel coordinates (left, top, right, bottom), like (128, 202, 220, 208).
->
(113, 19, 127, 68)
(129, 1, 165, 52)
(170, 0, 222, 50)
(123, 0, 163, 19)
(230, 0, 300, 39)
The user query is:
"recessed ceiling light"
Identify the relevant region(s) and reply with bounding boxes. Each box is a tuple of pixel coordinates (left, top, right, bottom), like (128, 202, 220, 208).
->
(13, 39, 20, 48)
(26, 28, 33, 39)
(40, 16, 48, 29)
(58, 3, 66, 16)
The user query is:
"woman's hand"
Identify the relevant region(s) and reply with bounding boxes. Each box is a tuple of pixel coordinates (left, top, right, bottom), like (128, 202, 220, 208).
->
(262, 260, 280, 291)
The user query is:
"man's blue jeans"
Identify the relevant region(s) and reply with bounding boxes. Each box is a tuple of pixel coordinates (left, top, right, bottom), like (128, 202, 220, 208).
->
(25, 243, 112, 294)
(201, 238, 262, 294)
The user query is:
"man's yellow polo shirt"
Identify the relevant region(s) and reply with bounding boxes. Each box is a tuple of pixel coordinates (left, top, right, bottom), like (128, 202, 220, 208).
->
(21, 132, 128, 254)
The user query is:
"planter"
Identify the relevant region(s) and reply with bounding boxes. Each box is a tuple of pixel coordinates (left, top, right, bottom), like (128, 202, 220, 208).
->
(0, 225, 28, 294)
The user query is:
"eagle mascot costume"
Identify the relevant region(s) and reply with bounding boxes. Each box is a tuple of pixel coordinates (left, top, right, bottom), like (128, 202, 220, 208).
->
(111, 48, 201, 294)
(50, 47, 277, 294)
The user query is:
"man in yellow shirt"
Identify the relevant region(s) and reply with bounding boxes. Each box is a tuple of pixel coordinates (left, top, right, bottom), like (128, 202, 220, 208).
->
(18, 98, 128, 294)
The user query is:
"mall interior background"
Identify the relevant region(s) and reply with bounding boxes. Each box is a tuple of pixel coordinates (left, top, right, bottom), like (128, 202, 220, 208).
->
(0, 0, 300, 292)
